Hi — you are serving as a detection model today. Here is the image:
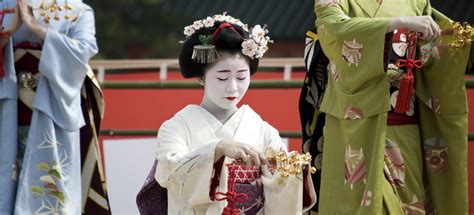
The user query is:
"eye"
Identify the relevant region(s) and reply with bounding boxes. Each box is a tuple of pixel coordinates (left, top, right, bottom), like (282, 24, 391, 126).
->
(237, 76, 247, 80)
(217, 77, 228, 81)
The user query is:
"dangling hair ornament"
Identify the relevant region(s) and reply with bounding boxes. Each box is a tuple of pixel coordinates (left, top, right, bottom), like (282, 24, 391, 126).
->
(192, 34, 219, 63)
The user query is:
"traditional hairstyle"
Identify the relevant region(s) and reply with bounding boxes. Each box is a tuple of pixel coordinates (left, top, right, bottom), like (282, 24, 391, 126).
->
(179, 13, 272, 78)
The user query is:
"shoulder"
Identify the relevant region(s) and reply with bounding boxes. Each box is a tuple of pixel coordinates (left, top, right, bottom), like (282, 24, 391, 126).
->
(241, 105, 263, 121)
(159, 105, 198, 132)
(69, 3, 94, 22)
(73, 2, 94, 12)
(241, 105, 276, 130)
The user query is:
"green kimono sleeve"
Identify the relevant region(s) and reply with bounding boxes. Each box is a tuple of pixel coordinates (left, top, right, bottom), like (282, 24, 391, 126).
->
(315, 0, 391, 119)
(315, 0, 391, 92)
(415, 6, 471, 215)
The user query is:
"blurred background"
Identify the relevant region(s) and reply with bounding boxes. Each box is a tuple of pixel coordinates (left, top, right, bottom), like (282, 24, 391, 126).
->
(85, 0, 474, 59)
(81, 1, 474, 214)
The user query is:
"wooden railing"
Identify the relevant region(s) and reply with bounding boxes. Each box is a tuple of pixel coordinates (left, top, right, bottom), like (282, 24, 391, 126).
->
(93, 58, 474, 141)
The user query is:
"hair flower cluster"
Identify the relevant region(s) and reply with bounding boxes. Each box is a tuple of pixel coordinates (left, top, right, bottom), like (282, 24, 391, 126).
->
(243, 24, 272, 59)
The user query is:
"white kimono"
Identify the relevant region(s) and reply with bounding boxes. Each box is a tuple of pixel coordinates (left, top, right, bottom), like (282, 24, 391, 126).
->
(155, 104, 316, 215)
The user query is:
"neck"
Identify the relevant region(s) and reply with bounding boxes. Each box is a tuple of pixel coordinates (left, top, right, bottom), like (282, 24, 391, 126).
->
(200, 97, 237, 124)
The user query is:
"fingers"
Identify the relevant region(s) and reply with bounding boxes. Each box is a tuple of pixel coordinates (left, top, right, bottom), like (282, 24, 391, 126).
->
(17, 0, 27, 18)
(428, 18, 441, 40)
(17, 0, 32, 19)
(220, 140, 269, 167)
(257, 152, 269, 165)
(417, 16, 440, 40)
(242, 148, 260, 166)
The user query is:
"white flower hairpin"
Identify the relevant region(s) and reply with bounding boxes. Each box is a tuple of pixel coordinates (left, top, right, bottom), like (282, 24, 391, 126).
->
(183, 12, 273, 63)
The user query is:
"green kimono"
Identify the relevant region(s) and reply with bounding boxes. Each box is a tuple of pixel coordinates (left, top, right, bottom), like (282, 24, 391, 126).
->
(315, 0, 473, 214)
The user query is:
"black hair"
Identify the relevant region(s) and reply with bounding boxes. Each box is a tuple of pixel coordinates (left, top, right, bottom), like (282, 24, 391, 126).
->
(179, 21, 259, 78)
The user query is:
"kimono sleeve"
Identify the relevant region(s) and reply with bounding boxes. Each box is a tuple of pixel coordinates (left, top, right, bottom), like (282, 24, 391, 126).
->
(416, 7, 471, 114)
(155, 117, 221, 208)
(260, 121, 317, 214)
(33, 5, 98, 130)
(39, 6, 98, 91)
(262, 121, 287, 152)
(315, 0, 390, 93)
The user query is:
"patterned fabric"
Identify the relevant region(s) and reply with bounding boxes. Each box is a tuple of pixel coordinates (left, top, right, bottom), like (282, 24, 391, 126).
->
(80, 74, 111, 214)
(226, 164, 264, 215)
(0, 2, 110, 213)
(234, 183, 264, 215)
(136, 160, 168, 215)
(386, 29, 418, 117)
(314, 0, 471, 214)
(229, 164, 261, 184)
(298, 29, 329, 212)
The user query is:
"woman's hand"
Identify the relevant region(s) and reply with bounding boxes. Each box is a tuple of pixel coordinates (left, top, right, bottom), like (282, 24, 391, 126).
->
(388, 15, 441, 40)
(215, 139, 269, 167)
(18, 0, 46, 39)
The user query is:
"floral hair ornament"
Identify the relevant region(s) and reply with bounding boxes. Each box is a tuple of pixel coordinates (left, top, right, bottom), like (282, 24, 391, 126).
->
(183, 12, 272, 63)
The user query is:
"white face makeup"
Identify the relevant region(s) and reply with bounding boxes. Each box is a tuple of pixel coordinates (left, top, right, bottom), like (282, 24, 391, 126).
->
(202, 54, 250, 110)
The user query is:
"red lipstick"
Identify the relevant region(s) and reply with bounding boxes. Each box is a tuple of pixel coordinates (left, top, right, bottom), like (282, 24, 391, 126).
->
(226, 97, 237, 101)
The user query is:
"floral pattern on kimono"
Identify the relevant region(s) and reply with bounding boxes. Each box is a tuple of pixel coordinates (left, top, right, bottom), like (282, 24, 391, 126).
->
(423, 138, 448, 175)
(28, 129, 72, 214)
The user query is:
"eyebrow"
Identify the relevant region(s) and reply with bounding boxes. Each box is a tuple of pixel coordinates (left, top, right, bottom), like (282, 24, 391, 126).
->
(216, 69, 248, 73)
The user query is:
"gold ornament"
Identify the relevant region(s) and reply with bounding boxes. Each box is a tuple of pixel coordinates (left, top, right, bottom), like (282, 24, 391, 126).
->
(37, 0, 74, 23)
(273, 150, 317, 179)
(448, 21, 473, 48)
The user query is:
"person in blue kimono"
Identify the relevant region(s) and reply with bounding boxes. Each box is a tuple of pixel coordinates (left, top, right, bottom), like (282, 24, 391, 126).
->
(0, 0, 108, 214)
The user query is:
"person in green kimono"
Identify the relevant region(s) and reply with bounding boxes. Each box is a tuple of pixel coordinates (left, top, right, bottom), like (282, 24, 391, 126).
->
(313, 0, 473, 214)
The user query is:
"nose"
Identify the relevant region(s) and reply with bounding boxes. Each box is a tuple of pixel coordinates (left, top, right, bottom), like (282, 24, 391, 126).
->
(226, 78, 238, 93)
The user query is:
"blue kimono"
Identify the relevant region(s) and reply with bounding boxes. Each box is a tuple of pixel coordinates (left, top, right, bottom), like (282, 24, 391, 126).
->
(0, 0, 107, 214)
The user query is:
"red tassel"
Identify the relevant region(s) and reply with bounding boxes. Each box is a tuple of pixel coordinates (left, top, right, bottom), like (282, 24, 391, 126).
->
(395, 71, 414, 113)
(394, 32, 422, 113)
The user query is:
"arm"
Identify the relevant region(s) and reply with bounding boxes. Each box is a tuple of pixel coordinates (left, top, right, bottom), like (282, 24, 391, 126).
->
(315, 0, 391, 93)
(38, 6, 98, 94)
(155, 118, 220, 207)
(315, 0, 440, 93)
(262, 121, 287, 153)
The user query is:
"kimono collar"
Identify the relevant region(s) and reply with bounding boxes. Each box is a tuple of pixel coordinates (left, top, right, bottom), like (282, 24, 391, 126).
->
(355, 0, 382, 17)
